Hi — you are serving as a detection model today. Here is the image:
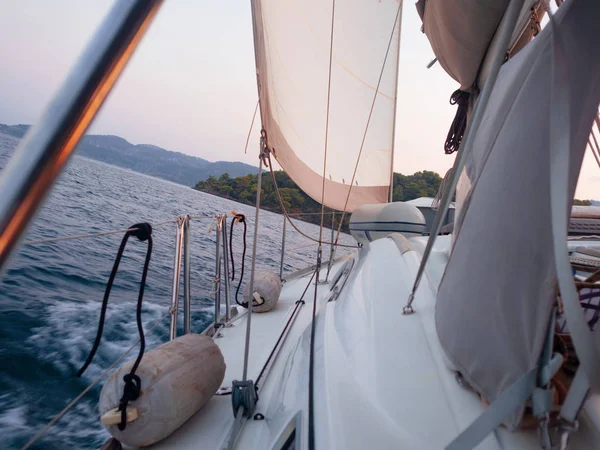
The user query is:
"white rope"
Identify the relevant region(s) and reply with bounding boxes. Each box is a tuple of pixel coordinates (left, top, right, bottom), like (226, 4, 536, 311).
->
(244, 100, 260, 154)
(287, 242, 319, 252)
(21, 311, 170, 450)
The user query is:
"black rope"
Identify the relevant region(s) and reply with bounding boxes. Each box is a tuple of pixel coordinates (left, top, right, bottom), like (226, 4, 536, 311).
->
(444, 89, 471, 154)
(76, 222, 153, 431)
(229, 213, 247, 306)
(308, 251, 322, 450)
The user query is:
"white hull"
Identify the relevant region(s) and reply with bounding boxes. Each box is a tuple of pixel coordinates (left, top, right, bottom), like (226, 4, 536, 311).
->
(147, 235, 600, 449)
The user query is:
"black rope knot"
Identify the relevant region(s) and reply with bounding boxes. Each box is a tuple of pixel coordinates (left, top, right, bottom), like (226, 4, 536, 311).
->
(121, 374, 141, 401)
(129, 223, 152, 241)
(241, 293, 266, 310)
(444, 89, 471, 155)
(117, 373, 141, 430)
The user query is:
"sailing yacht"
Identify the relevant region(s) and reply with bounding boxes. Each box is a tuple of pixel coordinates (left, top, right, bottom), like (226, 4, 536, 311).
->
(1, 0, 600, 449)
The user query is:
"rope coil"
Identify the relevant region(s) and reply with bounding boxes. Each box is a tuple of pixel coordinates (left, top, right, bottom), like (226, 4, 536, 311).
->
(444, 89, 471, 155)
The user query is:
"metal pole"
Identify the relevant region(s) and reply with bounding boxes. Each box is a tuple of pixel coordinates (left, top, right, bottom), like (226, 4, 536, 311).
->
(0, 0, 163, 274)
(214, 215, 222, 326)
(169, 218, 184, 340)
(279, 215, 287, 279)
(242, 153, 264, 382)
(183, 216, 191, 334)
(221, 215, 232, 322)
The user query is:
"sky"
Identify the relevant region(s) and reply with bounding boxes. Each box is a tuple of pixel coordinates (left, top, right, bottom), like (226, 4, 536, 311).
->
(0, 1, 598, 199)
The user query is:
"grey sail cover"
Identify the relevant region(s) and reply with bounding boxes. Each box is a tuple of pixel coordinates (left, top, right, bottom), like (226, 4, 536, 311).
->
(436, 0, 600, 429)
(419, 0, 510, 90)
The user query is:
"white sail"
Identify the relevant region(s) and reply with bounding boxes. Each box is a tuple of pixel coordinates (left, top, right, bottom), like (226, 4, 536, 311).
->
(251, 0, 401, 212)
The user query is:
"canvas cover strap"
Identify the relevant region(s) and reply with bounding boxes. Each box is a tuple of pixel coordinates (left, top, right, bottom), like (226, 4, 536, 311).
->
(559, 369, 589, 424)
(445, 368, 537, 450)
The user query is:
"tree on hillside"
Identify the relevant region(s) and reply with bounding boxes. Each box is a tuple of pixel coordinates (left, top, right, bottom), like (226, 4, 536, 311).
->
(194, 170, 444, 229)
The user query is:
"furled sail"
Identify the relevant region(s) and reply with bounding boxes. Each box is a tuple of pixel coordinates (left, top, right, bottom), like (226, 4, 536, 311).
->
(251, 0, 401, 212)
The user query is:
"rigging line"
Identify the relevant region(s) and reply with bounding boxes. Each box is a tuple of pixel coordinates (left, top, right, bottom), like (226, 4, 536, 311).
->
(265, 157, 358, 248)
(318, 0, 336, 243)
(310, 0, 336, 447)
(21, 311, 170, 450)
(332, 1, 402, 247)
(589, 120, 600, 168)
(187, 214, 222, 219)
(256, 269, 317, 387)
(22, 219, 176, 246)
(244, 100, 260, 154)
(22, 215, 216, 246)
(308, 262, 323, 450)
(241, 136, 268, 382)
(588, 137, 600, 169)
(287, 212, 335, 216)
(287, 242, 319, 252)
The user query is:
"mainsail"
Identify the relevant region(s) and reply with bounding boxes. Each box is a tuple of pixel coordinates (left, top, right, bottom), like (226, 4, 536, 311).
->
(251, 0, 401, 212)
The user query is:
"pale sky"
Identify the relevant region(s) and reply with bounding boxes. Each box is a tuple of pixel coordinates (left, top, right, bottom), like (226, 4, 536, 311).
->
(0, 1, 597, 199)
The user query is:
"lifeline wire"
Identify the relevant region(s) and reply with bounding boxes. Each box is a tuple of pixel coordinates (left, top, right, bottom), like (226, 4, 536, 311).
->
(21, 215, 216, 246)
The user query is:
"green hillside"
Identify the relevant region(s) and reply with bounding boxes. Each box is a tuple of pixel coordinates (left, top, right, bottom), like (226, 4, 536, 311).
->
(194, 170, 443, 229)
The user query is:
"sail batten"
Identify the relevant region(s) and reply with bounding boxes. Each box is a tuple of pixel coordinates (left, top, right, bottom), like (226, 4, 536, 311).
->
(252, 0, 402, 212)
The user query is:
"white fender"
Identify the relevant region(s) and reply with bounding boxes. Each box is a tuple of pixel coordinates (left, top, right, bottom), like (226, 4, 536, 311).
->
(99, 333, 225, 447)
(243, 270, 282, 312)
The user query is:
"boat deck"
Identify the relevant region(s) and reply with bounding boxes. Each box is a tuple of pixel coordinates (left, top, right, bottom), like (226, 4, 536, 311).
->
(151, 260, 348, 449)
(144, 236, 600, 449)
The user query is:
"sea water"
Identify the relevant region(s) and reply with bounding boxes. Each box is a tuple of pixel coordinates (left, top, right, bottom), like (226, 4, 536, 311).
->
(0, 134, 354, 449)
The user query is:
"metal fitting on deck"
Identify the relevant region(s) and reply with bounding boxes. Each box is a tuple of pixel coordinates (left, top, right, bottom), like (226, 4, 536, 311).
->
(231, 380, 258, 419)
